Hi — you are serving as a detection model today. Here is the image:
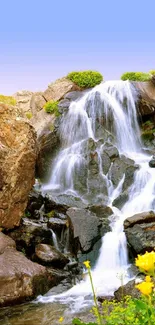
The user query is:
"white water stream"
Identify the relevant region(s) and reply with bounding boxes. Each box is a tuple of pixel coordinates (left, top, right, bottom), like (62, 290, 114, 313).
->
(39, 81, 155, 310)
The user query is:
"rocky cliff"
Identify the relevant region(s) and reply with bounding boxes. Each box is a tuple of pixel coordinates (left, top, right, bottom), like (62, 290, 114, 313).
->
(0, 103, 37, 228)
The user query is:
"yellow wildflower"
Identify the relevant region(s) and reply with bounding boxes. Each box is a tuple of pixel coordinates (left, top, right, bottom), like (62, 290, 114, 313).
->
(59, 316, 64, 323)
(145, 275, 151, 282)
(83, 260, 91, 269)
(136, 281, 154, 296)
(135, 251, 155, 273)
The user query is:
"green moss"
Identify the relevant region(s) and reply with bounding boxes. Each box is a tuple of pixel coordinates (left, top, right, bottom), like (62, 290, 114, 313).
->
(46, 210, 56, 218)
(141, 129, 155, 141)
(25, 112, 33, 119)
(44, 100, 60, 116)
(121, 72, 151, 82)
(67, 70, 103, 88)
(0, 94, 16, 106)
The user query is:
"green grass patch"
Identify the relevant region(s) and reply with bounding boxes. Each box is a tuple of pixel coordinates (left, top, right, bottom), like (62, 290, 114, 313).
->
(44, 100, 60, 116)
(67, 70, 103, 88)
(121, 72, 151, 82)
(0, 94, 16, 106)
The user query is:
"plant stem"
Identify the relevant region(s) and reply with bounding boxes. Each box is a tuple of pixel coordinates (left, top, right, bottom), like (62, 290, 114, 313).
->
(88, 268, 102, 325)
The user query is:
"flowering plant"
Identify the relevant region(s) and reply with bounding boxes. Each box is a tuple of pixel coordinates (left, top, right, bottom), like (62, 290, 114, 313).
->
(72, 251, 155, 325)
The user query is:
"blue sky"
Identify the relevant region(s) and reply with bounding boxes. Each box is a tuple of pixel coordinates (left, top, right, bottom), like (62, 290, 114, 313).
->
(0, 0, 154, 94)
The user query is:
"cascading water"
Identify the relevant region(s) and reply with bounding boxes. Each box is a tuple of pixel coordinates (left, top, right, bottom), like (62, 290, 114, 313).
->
(39, 80, 155, 309)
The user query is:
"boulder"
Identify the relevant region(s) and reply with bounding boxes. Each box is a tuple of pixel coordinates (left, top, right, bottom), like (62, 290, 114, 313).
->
(0, 104, 37, 229)
(13, 90, 33, 116)
(36, 126, 60, 180)
(0, 232, 55, 306)
(35, 244, 69, 268)
(110, 155, 137, 189)
(149, 158, 155, 167)
(113, 191, 129, 209)
(7, 218, 52, 255)
(114, 280, 141, 301)
(66, 207, 101, 253)
(134, 81, 155, 117)
(124, 211, 155, 254)
(64, 90, 88, 101)
(43, 77, 80, 102)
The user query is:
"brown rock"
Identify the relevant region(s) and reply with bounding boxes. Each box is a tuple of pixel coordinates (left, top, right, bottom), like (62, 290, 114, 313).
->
(0, 233, 53, 306)
(134, 81, 155, 116)
(35, 244, 69, 268)
(124, 211, 155, 229)
(43, 77, 80, 102)
(0, 103, 37, 228)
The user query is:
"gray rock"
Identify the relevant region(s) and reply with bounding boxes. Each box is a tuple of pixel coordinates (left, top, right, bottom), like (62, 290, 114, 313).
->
(125, 222, 155, 254)
(104, 143, 119, 160)
(110, 156, 136, 188)
(100, 150, 111, 175)
(113, 191, 129, 209)
(64, 90, 88, 101)
(66, 207, 101, 253)
(114, 280, 141, 301)
(56, 194, 88, 209)
(58, 99, 70, 114)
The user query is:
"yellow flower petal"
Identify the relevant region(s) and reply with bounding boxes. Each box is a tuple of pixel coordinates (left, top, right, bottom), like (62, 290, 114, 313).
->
(135, 251, 155, 273)
(145, 275, 151, 282)
(83, 260, 91, 269)
(59, 316, 64, 323)
(135, 281, 154, 296)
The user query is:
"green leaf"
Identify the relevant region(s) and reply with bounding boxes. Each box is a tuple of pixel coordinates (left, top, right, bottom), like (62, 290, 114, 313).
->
(72, 319, 97, 325)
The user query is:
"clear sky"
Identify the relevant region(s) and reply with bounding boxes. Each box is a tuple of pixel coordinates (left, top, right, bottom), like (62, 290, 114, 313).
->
(0, 0, 154, 95)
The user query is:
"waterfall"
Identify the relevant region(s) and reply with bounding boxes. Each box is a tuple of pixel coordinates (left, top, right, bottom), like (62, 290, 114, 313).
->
(39, 80, 155, 309)
(50, 229, 59, 251)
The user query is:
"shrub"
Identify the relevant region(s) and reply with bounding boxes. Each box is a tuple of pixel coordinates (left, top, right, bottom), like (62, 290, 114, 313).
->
(25, 112, 33, 119)
(149, 70, 155, 75)
(44, 100, 60, 116)
(0, 94, 16, 106)
(67, 70, 103, 89)
(121, 72, 151, 82)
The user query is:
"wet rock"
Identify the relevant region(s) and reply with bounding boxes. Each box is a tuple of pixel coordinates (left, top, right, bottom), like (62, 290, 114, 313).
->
(100, 150, 111, 175)
(58, 99, 70, 114)
(149, 158, 155, 167)
(104, 143, 119, 160)
(64, 90, 87, 101)
(0, 233, 55, 306)
(66, 207, 101, 253)
(110, 155, 137, 189)
(48, 217, 67, 231)
(36, 126, 60, 181)
(113, 191, 129, 209)
(114, 280, 141, 301)
(35, 244, 69, 268)
(0, 103, 37, 229)
(124, 211, 155, 254)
